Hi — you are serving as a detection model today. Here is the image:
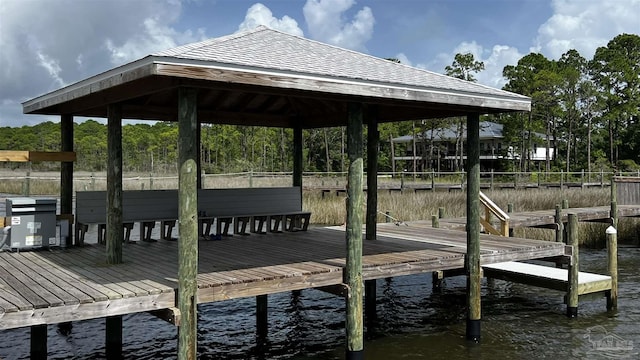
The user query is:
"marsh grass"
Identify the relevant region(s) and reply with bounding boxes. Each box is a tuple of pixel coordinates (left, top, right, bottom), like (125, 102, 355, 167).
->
(0, 171, 633, 246)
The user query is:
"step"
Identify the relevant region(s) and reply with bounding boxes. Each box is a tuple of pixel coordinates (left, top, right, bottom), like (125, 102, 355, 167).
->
(483, 261, 612, 295)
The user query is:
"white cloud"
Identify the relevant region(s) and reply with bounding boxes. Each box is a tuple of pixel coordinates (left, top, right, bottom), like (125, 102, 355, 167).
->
(534, 0, 640, 59)
(0, 0, 202, 126)
(238, 3, 304, 36)
(406, 41, 524, 89)
(303, 0, 375, 51)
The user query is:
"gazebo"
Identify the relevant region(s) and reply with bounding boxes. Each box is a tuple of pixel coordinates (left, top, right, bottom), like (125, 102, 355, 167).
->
(23, 26, 530, 359)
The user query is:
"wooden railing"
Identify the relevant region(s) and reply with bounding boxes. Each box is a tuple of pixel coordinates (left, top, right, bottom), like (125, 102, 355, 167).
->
(479, 191, 509, 236)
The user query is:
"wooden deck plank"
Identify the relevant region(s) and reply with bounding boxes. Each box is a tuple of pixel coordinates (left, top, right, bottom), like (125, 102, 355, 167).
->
(0, 225, 568, 330)
(3, 253, 81, 306)
(20, 252, 108, 303)
(0, 253, 66, 307)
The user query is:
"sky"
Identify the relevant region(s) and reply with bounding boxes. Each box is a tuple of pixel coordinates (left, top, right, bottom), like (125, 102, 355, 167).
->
(1, 0, 638, 127)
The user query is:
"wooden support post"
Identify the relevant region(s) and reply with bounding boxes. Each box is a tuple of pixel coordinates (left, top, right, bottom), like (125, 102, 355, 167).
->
(507, 203, 514, 213)
(610, 177, 618, 229)
(107, 104, 123, 264)
(256, 295, 268, 342)
(366, 108, 379, 241)
(438, 207, 445, 219)
(431, 170, 435, 192)
(60, 114, 74, 246)
(178, 87, 199, 360)
(196, 123, 202, 190)
(432, 270, 444, 292)
(292, 125, 304, 230)
(293, 125, 303, 188)
(466, 113, 481, 342)
(345, 102, 364, 359)
(562, 199, 569, 209)
(431, 215, 439, 228)
(490, 170, 494, 190)
(364, 279, 377, 327)
(30, 324, 47, 360)
(606, 226, 618, 310)
(555, 205, 563, 243)
(106, 315, 123, 360)
(567, 213, 579, 318)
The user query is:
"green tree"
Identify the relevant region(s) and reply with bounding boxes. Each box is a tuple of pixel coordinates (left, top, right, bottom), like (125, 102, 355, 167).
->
(445, 52, 485, 171)
(590, 33, 640, 168)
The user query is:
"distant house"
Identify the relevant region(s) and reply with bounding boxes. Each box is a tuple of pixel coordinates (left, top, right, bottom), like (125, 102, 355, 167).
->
(391, 121, 554, 172)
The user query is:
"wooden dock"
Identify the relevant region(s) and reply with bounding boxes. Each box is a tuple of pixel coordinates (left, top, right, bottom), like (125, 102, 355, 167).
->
(436, 204, 640, 231)
(0, 225, 567, 330)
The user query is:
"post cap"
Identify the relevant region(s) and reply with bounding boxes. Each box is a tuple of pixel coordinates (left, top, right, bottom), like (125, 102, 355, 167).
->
(606, 226, 617, 235)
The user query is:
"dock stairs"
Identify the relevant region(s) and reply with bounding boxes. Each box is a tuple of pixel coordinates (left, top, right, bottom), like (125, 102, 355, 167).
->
(477, 192, 618, 315)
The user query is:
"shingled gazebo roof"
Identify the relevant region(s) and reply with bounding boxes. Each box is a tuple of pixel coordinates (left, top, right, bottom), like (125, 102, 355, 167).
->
(23, 26, 530, 127)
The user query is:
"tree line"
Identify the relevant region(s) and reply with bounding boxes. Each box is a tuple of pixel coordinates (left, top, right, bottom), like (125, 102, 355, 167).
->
(1, 33, 638, 174)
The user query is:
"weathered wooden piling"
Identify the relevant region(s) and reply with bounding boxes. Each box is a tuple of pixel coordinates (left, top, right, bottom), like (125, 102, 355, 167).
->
(345, 102, 364, 359)
(256, 295, 268, 341)
(555, 205, 563, 243)
(366, 108, 378, 241)
(432, 214, 442, 290)
(60, 114, 74, 245)
(438, 207, 445, 219)
(610, 177, 618, 229)
(106, 315, 123, 359)
(606, 226, 618, 310)
(105, 105, 125, 357)
(566, 213, 579, 317)
(365, 280, 377, 326)
(466, 113, 481, 342)
(178, 87, 199, 360)
(107, 103, 123, 264)
(30, 324, 47, 360)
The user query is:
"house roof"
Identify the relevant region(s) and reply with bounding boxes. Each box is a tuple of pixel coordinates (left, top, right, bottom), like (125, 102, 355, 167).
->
(392, 121, 551, 143)
(23, 26, 531, 128)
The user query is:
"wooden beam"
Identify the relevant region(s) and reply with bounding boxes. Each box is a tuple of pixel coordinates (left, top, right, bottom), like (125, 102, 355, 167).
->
(106, 104, 123, 264)
(345, 102, 364, 359)
(0, 150, 76, 162)
(148, 307, 181, 326)
(466, 113, 481, 342)
(178, 87, 199, 360)
(155, 63, 531, 112)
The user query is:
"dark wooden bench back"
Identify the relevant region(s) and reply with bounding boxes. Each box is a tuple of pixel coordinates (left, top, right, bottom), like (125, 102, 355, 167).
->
(76, 187, 303, 223)
(197, 187, 303, 216)
(75, 190, 178, 224)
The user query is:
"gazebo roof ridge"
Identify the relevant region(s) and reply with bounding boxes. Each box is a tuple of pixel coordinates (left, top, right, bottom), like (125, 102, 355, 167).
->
(152, 25, 528, 101)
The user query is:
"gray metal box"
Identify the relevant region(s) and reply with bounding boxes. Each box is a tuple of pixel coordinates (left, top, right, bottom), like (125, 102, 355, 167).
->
(5, 197, 57, 250)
